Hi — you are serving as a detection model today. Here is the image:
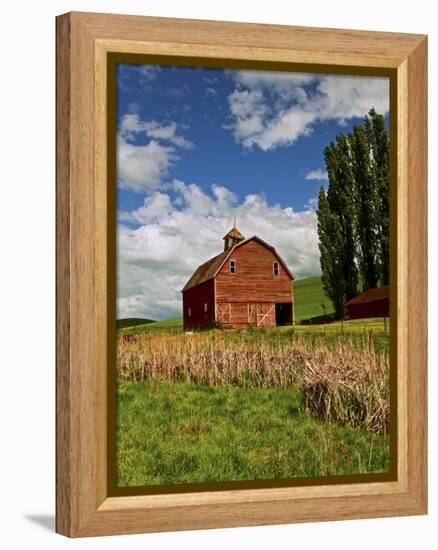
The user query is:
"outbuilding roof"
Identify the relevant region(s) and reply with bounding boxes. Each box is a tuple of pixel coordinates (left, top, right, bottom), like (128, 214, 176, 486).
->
(181, 235, 294, 292)
(345, 285, 389, 306)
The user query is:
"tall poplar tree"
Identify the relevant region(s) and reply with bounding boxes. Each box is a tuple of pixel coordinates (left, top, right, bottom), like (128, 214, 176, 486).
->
(365, 108, 390, 285)
(324, 134, 358, 301)
(316, 187, 345, 318)
(349, 123, 379, 290)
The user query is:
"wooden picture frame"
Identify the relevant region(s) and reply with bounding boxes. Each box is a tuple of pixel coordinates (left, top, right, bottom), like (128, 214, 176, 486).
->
(56, 11, 427, 537)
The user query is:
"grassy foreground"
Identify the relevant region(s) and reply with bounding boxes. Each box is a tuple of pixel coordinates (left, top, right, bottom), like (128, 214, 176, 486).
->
(116, 380, 390, 486)
(115, 275, 391, 487)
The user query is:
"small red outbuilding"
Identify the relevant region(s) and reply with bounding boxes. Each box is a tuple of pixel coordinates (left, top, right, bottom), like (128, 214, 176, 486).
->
(344, 285, 389, 319)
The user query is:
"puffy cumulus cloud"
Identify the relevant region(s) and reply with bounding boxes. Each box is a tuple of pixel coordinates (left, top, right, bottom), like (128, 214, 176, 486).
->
(226, 89, 267, 142)
(117, 138, 176, 192)
(305, 169, 328, 181)
(226, 70, 389, 151)
(117, 181, 320, 320)
(316, 76, 389, 122)
(246, 109, 316, 151)
(117, 114, 194, 192)
(230, 70, 316, 96)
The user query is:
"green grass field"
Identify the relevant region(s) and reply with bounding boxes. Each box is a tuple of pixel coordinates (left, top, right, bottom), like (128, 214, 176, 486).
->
(293, 275, 334, 322)
(117, 316, 183, 334)
(116, 380, 390, 486)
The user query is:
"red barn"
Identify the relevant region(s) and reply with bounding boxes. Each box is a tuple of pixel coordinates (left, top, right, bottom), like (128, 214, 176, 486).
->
(344, 285, 389, 319)
(182, 227, 294, 330)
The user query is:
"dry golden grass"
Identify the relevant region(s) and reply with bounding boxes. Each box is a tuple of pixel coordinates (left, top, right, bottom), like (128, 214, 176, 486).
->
(302, 342, 389, 435)
(117, 331, 389, 435)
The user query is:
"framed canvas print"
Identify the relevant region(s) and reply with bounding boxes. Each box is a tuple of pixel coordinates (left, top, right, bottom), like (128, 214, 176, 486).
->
(56, 12, 427, 537)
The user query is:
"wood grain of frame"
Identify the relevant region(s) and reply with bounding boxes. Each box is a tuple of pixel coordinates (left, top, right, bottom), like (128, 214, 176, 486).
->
(56, 11, 427, 537)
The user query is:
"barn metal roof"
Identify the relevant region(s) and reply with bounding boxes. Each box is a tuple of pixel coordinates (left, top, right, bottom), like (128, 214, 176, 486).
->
(345, 285, 389, 306)
(181, 249, 231, 292)
(181, 236, 294, 292)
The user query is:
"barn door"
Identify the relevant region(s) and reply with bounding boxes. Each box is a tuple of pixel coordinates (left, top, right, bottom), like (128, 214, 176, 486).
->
(256, 304, 275, 326)
(247, 303, 275, 326)
(248, 304, 256, 325)
(217, 303, 231, 326)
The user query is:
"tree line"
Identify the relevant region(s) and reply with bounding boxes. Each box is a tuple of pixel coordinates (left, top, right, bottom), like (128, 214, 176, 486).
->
(316, 108, 390, 318)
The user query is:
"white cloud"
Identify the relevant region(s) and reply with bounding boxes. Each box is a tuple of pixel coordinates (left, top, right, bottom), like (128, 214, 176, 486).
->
(245, 108, 316, 151)
(316, 76, 389, 121)
(117, 114, 194, 192)
(305, 169, 328, 181)
(229, 70, 316, 95)
(117, 181, 320, 320)
(120, 114, 193, 149)
(226, 89, 267, 143)
(117, 137, 175, 192)
(226, 71, 389, 151)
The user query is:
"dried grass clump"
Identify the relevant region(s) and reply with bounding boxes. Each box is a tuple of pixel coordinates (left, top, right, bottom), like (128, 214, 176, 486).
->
(302, 340, 389, 435)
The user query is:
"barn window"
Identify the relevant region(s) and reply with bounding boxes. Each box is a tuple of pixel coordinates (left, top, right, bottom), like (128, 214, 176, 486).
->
(188, 308, 191, 317)
(273, 261, 280, 276)
(204, 303, 208, 312)
(230, 259, 236, 273)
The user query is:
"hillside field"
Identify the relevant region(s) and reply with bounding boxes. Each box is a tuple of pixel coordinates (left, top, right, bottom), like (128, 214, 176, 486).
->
(293, 275, 335, 322)
(116, 318, 155, 329)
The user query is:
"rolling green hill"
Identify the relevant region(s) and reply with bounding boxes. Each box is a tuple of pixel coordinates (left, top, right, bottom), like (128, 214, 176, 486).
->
(144, 317, 183, 330)
(293, 275, 334, 323)
(116, 318, 155, 330)
(118, 317, 183, 333)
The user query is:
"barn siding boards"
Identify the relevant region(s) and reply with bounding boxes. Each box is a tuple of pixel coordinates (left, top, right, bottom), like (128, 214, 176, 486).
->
(215, 239, 293, 305)
(182, 278, 215, 330)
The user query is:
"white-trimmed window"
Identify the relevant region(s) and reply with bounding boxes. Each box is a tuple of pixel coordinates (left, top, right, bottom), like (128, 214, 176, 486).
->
(229, 259, 236, 274)
(204, 303, 208, 312)
(273, 261, 280, 276)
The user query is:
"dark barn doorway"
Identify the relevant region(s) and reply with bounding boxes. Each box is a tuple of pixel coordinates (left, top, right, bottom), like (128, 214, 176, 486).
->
(275, 303, 292, 326)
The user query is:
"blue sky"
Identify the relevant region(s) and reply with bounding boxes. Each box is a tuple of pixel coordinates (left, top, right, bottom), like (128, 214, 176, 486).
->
(116, 63, 389, 320)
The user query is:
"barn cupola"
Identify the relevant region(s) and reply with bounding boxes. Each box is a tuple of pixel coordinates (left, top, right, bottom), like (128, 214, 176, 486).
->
(223, 226, 245, 251)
